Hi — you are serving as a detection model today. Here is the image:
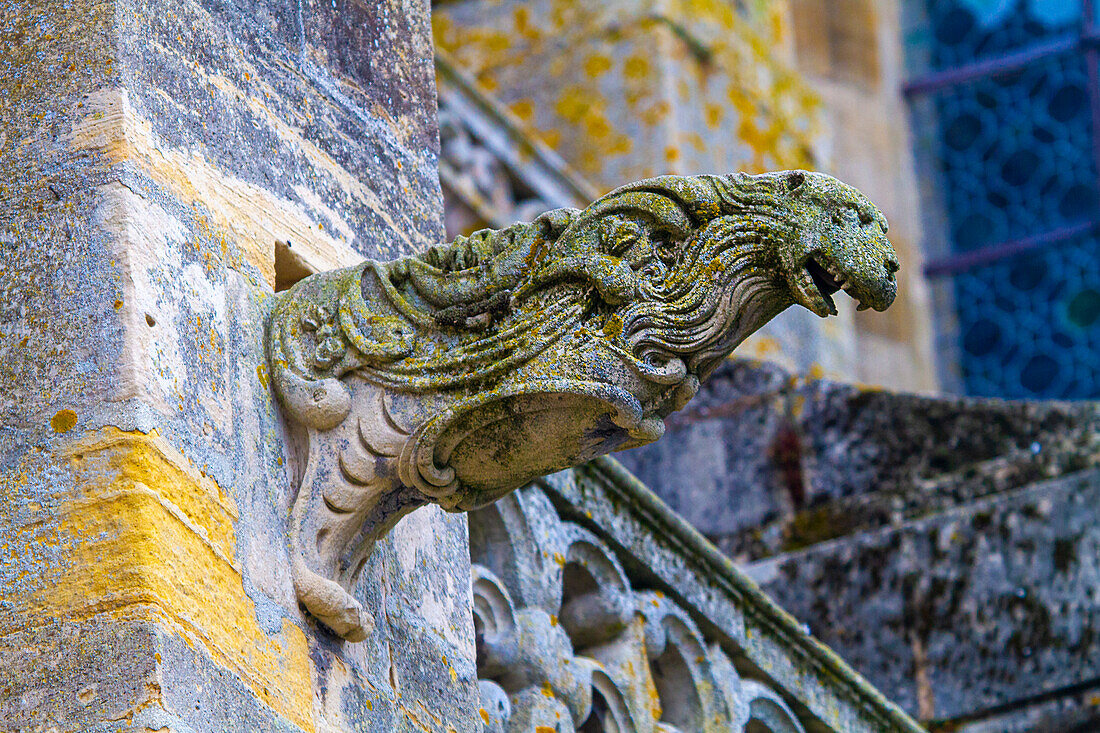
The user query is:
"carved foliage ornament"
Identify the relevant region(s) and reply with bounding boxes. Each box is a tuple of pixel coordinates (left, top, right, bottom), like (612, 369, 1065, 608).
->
(266, 171, 898, 640)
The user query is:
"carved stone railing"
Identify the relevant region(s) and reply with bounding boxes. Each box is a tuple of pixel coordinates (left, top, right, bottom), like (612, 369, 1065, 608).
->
(266, 170, 898, 641)
(465, 459, 925, 732)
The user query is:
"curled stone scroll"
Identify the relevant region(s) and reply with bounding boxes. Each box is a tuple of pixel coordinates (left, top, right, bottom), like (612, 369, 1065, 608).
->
(265, 170, 899, 640)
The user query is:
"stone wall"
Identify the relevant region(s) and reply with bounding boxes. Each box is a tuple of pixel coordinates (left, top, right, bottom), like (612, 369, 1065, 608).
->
(785, 0, 937, 393)
(617, 358, 1100, 729)
(0, 1, 481, 729)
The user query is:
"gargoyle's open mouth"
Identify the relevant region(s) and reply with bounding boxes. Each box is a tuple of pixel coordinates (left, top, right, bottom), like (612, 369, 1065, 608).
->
(795, 254, 872, 317)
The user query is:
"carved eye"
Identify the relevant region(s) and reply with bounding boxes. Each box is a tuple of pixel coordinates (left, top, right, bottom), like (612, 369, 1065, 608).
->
(833, 208, 859, 226)
(603, 218, 644, 255)
(617, 228, 642, 253)
(786, 171, 805, 191)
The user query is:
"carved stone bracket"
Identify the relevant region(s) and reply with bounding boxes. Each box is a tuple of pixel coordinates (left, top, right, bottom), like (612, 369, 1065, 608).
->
(266, 171, 899, 640)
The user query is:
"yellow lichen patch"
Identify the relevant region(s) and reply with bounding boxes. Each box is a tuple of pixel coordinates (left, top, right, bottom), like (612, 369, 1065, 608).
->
(509, 99, 536, 122)
(622, 54, 652, 82)
(583, 54, 613, 78)
(554, 86, 594, 125)
(50, 409, 78, 434)
(7, 429, 313, 731)
(602, 314, 623, 340)
(639, 100, 671, 127)
(704, 102, 725, 128)
(256, 363, 270, 390)
(512, 6, 538, 40)
(476, 72, 500, 93)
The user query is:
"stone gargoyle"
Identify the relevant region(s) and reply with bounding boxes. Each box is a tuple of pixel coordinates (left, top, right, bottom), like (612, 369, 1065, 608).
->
(266, 170, 899, 640)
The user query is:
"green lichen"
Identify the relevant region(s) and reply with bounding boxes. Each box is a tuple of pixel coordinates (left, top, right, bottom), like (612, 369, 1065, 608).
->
(270, 170, 897, 403)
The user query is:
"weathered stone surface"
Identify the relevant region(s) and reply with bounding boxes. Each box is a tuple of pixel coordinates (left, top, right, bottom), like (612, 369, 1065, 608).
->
(0, 619, 161, 731)
(1, 0, 479, 729)
(618, 358, 1100, 561)
(0, 1, 965, 732)
(748, 470, 1100, 727)
(433, 0, 818, 189)
(523, 458, 926, 732)
(618, 357, 1100, 728)
(435, 51, 599, 240)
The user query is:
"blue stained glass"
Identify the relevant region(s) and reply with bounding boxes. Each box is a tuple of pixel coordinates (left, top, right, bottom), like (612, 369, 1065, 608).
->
(929, 54, 1097, 251)
(908, 0, 1100, 397)
(921, 0, 1082, 72)
(956, 0, 1081, 28)
(954, 237, 1100, 398)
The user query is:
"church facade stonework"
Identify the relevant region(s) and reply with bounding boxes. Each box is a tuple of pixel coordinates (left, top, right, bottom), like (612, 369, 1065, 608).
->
(1, 1, 921, 731)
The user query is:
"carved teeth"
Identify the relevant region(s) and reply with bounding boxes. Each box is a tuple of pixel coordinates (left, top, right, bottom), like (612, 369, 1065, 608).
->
(797, 269, 827, 317)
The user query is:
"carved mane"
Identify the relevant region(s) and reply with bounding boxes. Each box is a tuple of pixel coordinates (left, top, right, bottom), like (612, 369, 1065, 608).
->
(269, 174, 806, 396)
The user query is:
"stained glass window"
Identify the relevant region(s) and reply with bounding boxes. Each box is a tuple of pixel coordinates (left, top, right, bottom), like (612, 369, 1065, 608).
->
(906, 0, 1100, 398)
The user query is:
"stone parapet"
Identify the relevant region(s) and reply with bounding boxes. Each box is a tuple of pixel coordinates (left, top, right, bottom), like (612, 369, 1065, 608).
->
(618, 358, 1100, 561)
(749, 468, 1100, 727)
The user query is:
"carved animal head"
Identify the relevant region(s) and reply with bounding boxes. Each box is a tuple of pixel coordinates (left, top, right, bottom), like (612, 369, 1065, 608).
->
(268, 171, 901, 504)
(768, 170, 898, 316)
(513, 170, 899, 383)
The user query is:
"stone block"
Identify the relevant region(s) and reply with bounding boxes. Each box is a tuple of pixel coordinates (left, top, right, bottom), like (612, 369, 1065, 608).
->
(1, 0, 478, 729)
(748, 469, 1100, 725)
